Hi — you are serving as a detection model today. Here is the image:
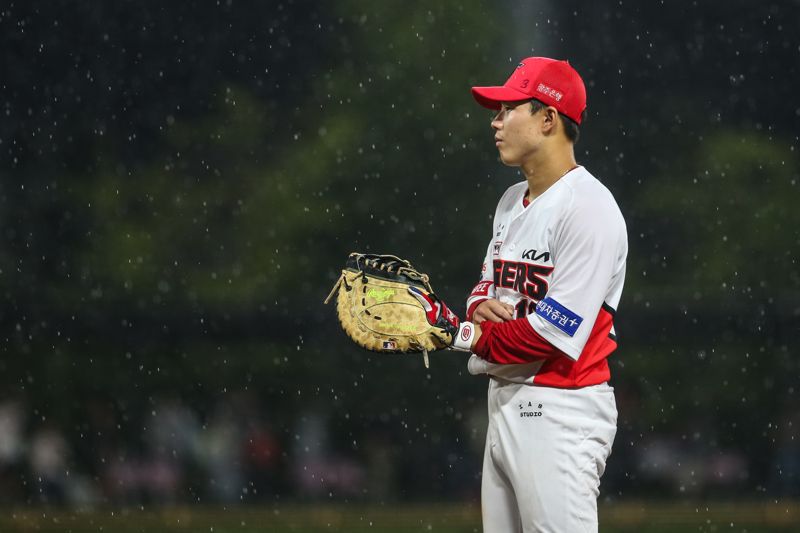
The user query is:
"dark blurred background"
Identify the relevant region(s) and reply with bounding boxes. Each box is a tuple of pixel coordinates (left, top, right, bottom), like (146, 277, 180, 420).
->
(0, 0, 798, 508)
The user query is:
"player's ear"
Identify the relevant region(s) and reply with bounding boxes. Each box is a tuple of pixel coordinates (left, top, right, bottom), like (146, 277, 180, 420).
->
(542, 106, 559, 134)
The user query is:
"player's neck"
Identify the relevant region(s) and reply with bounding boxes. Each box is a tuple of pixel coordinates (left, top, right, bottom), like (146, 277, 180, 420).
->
(521, 147, 578, 201)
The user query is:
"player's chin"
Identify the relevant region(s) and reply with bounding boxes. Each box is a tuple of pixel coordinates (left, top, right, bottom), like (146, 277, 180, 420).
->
(497, 149, 521, 167)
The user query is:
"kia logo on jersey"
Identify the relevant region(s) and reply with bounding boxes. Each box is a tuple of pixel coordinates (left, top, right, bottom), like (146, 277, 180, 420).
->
(521, 249, 551, 262)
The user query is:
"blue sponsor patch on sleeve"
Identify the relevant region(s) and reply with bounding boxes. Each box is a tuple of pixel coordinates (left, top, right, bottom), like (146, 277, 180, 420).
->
(535, 297, 583, 337)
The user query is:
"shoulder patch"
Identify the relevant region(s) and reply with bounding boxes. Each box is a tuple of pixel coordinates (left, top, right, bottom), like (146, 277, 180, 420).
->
(535, 297, 582, 336)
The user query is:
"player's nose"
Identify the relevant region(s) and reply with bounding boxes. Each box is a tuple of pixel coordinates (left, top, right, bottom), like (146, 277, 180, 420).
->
(491, 114, 503, 131)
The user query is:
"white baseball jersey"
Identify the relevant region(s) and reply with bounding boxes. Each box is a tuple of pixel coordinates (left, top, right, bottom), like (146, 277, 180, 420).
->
(466, 166, 627, 387)
(470, 166, 625, 532)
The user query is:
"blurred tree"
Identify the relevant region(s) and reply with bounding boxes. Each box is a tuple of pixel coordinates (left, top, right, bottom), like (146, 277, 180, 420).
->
(634, 131, 798, 298)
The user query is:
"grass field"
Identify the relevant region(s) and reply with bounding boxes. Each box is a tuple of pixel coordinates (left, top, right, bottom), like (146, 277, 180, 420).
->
(1, 501, 798, 532)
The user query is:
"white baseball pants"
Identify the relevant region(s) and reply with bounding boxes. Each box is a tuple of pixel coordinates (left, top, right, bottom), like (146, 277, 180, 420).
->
(481, 378, 617, 533)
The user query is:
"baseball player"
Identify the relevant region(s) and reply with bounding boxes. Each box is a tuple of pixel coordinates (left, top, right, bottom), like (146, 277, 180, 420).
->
(412, 57, 627, 532)
(467, 56, 626, 532)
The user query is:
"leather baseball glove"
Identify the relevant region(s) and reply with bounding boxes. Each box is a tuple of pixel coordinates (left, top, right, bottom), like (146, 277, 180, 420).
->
(324, 253, 475, 367)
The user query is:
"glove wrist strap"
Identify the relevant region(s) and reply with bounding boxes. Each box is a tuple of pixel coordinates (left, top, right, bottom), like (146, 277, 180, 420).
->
(451, 322, 476, 352)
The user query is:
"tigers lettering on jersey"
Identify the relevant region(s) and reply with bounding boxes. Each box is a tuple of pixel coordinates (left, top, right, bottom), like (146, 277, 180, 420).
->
(492, 259, 553, 301)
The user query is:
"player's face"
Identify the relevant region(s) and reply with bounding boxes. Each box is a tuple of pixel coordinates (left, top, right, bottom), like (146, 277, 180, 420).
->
(491, 101, 545, 166)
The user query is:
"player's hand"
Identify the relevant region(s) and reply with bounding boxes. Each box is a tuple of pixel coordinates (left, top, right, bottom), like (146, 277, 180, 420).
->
(472, 299, 514, 323)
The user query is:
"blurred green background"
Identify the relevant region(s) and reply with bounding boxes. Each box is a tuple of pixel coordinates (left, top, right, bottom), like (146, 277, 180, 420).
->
(0, 0, 798, 530)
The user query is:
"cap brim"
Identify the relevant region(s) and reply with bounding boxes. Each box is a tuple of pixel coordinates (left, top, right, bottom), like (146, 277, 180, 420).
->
(471, 86, 532, 110)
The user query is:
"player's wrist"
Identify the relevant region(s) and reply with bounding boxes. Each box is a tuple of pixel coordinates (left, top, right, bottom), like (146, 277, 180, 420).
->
(451, 321, 477, 352)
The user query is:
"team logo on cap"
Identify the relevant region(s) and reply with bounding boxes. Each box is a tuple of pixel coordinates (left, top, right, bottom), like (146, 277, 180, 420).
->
(536, 83, 563, 102)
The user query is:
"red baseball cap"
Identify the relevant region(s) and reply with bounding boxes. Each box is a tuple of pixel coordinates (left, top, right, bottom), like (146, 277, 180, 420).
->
(471, 57, 587, 125)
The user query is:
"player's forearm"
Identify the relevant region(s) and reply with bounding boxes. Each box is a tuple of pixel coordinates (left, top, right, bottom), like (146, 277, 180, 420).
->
(471, 318, 566, 363)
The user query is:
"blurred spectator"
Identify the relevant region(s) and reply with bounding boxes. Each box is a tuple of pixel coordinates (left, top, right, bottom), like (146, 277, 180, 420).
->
(146, 396, 201, 502)
(0, 399, 25, 464)
(147, 396, 201, 463)
(240, 393, 283, 500)
(197, 399, 245, 502)
(243, 424, 282, 497)
(0, 399, 26, 500)
(29, 425, 69, 504)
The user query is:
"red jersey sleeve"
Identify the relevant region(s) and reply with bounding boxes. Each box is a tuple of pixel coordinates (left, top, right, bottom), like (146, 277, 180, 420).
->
(473, 318, 568, 364)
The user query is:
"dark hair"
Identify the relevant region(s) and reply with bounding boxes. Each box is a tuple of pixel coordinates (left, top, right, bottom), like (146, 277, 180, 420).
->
(529, 99, 582, 144)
